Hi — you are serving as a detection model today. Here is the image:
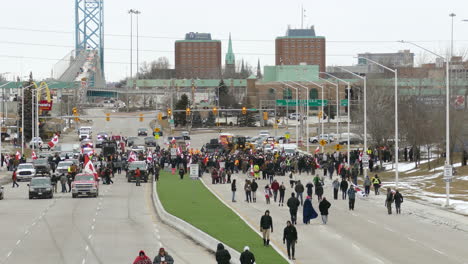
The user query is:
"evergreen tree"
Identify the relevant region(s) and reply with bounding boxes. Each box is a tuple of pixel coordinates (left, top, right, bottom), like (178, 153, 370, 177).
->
(206, 111, 216, 127)
(192, 111, 203, 128)
(218, 79, 237, 108)
(174, 94, 189, 126)
(18, 73, 34, 141)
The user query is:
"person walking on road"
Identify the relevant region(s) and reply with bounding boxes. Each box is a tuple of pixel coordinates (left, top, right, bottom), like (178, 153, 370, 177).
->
(305, 181, 313, 197)
(215, 243, 231, 264)
(278, 182, 286, 206)
(315, 181, 324, 202)
(372, 174, 382, 195)
(271, 180, 280, 202)
(283, 221, 298, 260)
(260, 210, 273, 246)
(244, 180, 252, 203)
(239, 246, 255, 264)
(288, 170, 295, 188)
(12, 169, 19, 188)
(394, 190, 404, 214)
(153, 248, 174, 264)
(302, 196, 318, 224)
(132, 250, 152, 264)
(264, 184, 272, 204)
(60, 174, 67, 193)
(231, 179, 237, 202)
(178, 167, 185, 180)
(251, 179, 258, 203)
(340, 179, 349, 200)
(332, 178, 340, 200)
(364, 175, 371, 197)
(348, 186, 356, 210)
(319, 197, 331, 224)
(385, 188, 394, 214)
(135, 167, 141, 186)
(287, 193, 300, 225)
(294, 180, 304, 206)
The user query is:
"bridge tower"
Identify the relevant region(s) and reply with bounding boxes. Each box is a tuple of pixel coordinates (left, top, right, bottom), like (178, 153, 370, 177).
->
(75, 0, 104, 77)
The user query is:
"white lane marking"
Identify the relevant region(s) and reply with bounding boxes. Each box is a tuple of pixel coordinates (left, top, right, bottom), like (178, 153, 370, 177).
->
(82, 258, 86, 264)
(351, 212, 357, 217)
(352, 243, 361, 251)
(24, 230, 29, 235)
(88, 234, 92, 240)
(155, 228, 159, 233)
(374, 257, 385, 264)
(15, 240, 21, 245)
(85, 245, 89, 251)
(157, 235, 161, 240)
(6, 251, 12, 258)
(407, 237, 417, 242)
(432, 248, 446, 255)
(384, 227, 395, 233)
(91, 225, 95, 230)
(367, 219, 377, 224)
(159, 242, 163, 247)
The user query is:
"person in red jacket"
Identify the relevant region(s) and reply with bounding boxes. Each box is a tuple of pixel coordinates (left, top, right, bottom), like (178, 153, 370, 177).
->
(12, 169, 19, 188)
(133, 250, 152, 264)
(135, 168, 141, 186)
(271, 180, 280, 203)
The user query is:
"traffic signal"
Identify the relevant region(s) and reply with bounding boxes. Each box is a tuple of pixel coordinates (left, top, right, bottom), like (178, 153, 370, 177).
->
(72, 107, 78, 115)
(242, 107, 247, 115)
(263, 112, 268, 120)
(186, 108, 191, 116)
(213, 107, 218, 115)
(106, 113, 110, 122)
(167, 108, 172, 116)
(276, 119, 280, 124)
(158, 112, 163, 121)
(139, 113, 144, 122)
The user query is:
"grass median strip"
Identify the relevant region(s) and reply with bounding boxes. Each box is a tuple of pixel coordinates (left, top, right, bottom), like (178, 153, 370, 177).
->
(157, 171, 288, 264)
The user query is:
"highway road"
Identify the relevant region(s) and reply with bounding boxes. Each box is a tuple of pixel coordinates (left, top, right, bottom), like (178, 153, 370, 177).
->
(0, 109, 214, 264)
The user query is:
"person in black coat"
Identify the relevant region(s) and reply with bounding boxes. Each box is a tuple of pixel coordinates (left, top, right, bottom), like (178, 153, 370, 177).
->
(319, 197, 331, 224)
(287, 193, 300, 225)
(394, 190, 404, 214)
(231, 179, 237, 202)
(340, 179, 349, 200)
(215, 243, 231, 264)
(239, 246, 255, 264)
(315, 182, 324, 202)
(283, 221, 298, 260)
(260, 210, 273, 246)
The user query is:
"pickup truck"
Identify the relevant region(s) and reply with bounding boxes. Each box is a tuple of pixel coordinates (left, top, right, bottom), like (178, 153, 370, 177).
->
(71, 173, 99, 198)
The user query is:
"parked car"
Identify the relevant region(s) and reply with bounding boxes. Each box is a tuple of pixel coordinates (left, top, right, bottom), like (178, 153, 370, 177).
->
(137, 128, 148, 136)
(309, 134, 335, 144)
(28, 177, 53, 199)
(339, 138, 364, 145)
(16, 163, 36, 181)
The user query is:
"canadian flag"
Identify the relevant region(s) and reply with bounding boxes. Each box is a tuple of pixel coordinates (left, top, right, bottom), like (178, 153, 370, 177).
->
(15, 151, 21, 160)
(314, 146, 320, 154)
(128, 151, 137, 162)
(48, 134, 59, 148)
(186, 141, 191, 148)
(146, 151, 153, 163)
(358, 151, 363, 161)
(83, 160, 98, 180)
(31, 151, 38, 160)
(170, 137, 176, 144)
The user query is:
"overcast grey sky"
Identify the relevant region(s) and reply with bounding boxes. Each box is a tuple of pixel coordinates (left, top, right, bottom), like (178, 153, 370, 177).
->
(0, 0, 467, 82)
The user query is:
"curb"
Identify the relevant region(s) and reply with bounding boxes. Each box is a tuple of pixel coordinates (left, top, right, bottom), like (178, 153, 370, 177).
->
(200, 179, 292, 264)
(151, 179, 242, 264)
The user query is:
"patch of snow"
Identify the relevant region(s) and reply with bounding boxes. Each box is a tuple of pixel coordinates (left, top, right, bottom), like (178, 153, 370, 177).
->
(459, 176, 468, 181)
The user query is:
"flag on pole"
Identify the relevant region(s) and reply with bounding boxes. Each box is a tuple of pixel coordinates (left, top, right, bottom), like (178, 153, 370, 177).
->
(146, 151, 153, 163)
(83, 160, 98, 180)
(128, 151, 137, 162)
(15, 151, 21, 160)
(31, 151, 37, 160)
(47, 134, 59, 148)
(314, 146, 320, 154)
(171, 137, 176, 144)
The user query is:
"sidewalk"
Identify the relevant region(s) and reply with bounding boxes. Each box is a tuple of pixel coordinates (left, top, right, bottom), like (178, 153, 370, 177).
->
(201, 170, 468, 264)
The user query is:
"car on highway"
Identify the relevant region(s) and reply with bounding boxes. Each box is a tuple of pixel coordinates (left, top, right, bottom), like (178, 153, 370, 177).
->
(28, 137, 44, 149)
(72, 173, 99, 198)
(127, 136, 137, 147)
(259, 130, 270, 137)
(126, 161, 148, 182)
(79, 130, 91, 141)
(181, 131, 190, 140)
(131, 145, 146, 153)
(95, 132, 108, 148)
(138, 128, 148, 136)
(16, 163, 36, 181)
(144, 137, 158, 147)
(309, 134, 335, 144)
(28, 177, 53, 199)
(339, 138, 364, 145)
(33, 158, 51, 176)
(54, 161, 73, 177)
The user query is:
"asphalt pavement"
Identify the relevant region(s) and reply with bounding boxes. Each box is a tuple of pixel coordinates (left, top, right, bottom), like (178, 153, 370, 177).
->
(0, 108, 214, 264)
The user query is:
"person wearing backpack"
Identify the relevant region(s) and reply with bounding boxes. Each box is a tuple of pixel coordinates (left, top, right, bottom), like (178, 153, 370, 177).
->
(394, 190, 404, 214)
(385, 188, 394, 214)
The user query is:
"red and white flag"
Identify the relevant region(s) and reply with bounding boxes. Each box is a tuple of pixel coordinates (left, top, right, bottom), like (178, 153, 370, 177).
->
(171, 137, 176, 144)
(146, 151, 153, 163)
(48, 134, 59, 148)
(15, 151, 21, 160)
(128, 151, 137, 162)
(31, 151, 38, 160)
(314, 146, 320, 154)
(83, 160, 98, 180)
(186, 141, 191, 148)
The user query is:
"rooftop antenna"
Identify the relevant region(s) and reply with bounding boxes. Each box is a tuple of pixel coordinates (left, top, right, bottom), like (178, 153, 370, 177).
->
(301, 5, 306, 29)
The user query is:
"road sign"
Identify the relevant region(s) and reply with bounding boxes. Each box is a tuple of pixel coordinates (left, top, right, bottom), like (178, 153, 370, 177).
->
(154, 134, 160, 139)
(444, 165, 453, 179)
(190, 164, 199, 180)
(154, 128, 160, 133)
(335, 144, 342, 151)
(340, 99, 349, 106)
(276, 99, 328, 107)
(170, 148, 177, 157)
(319, 139, 327, 146)
(249, 108, 257, 111)
(362, 154, 369, 162)
(285, 133, 290, 139)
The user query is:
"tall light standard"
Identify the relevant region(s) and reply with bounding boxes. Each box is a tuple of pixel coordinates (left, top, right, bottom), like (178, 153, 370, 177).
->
(399, 40, 451, 206)
(337, 67, 368, 179)
(279, 82, 299, 145)
(319, 73, 352, 166)
(301, 80, 325, 151)
(0, 81, 13, 168)
(358, 56, 399, 188)
(134, 10, 141, 79)
(289, 81, 310, 153)
(128, 9, 135, 80)
(318, 76, 340, 136)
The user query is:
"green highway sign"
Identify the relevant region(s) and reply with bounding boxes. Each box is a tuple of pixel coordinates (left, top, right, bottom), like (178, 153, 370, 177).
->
(276, 99, 328, 107)
(249, 108, 257, 111)
(340, 99, 349, 106)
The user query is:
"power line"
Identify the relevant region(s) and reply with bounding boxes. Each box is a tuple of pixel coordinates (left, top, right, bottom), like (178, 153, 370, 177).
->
(1, 26, 467, 43)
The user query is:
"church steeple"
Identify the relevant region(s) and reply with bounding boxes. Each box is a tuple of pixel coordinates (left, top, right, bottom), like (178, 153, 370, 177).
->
(257, 58, 262, 79)
(225, 33, 235, 65)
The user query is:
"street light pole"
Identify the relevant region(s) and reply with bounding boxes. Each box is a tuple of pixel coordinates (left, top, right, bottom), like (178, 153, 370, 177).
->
(134, 10, 141, 80)
(337, 67, 367, 179)
(357, 57, 399, 188)
(318, 76, 339, 136)
(289, 81, 310, 153)
(399, 38, 451, 206)
(302, 80, 325, 151)
(279, 82, 299, 146)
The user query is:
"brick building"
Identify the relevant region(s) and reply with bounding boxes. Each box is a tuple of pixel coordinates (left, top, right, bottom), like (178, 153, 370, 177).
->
(175, 32, 222, 79)
(275, 26, 326, 73)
